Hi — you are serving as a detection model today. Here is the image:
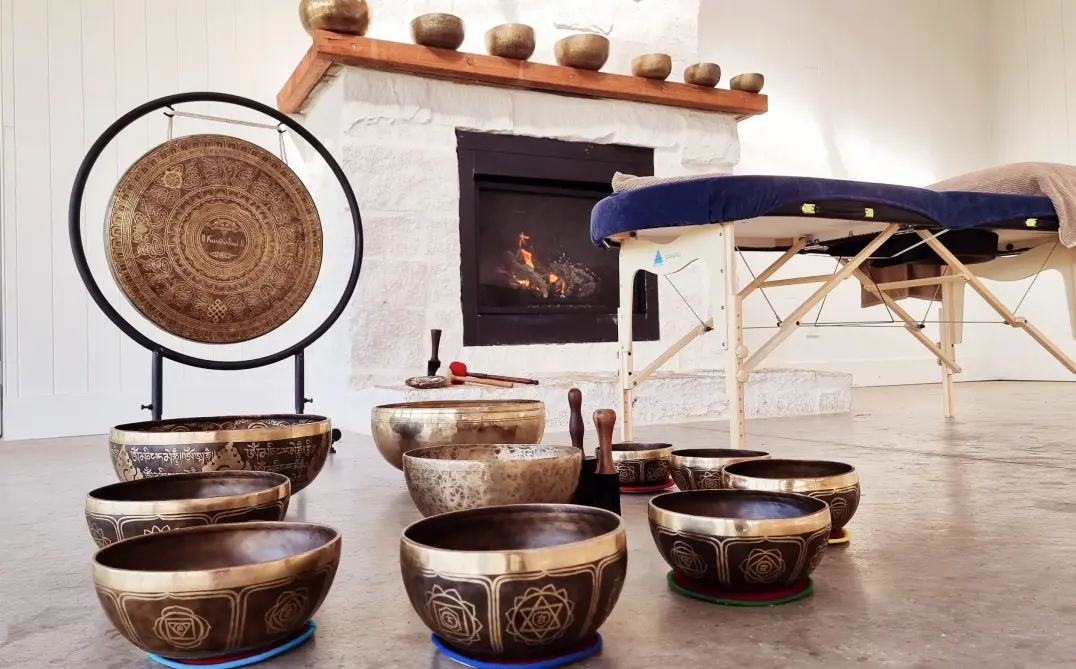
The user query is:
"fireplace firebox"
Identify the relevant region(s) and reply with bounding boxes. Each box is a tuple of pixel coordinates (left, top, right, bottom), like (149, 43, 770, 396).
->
(458, 131, 660, 346)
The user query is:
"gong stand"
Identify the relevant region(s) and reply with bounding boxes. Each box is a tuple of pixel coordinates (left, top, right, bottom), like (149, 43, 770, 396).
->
(69, 92, 363, 449)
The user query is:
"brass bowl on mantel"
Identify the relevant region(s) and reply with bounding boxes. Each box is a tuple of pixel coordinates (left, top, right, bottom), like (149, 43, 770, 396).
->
(684, 62, 721, 87)
(485, 23, 536, 60)
(554, 34, 610, 71)
(632, 54, 673, 81)
(730, 72, 765, 94)
(411, 13, 465, 50)
(298, 0, 372, 37)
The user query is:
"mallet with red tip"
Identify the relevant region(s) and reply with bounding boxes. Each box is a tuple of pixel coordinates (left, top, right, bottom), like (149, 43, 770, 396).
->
(448, 362, 539, 386)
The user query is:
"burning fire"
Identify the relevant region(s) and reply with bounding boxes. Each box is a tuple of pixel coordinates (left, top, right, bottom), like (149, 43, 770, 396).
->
(500, 231, 596, 299)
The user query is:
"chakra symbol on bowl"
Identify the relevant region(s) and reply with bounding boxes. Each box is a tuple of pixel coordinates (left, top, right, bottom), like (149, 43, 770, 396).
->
(828, 496, 849, 522)
(697, 470, 723, 489)
(89, 524, 112, 547)
(505, 585, 575, 645)
(425, 585, 482, 646)
(645, 462, 669, 482)
(153, 606, 211, 649)
(669, 540, 707, 578)
(808, 543, 828, 572)
(615, 462, 638, 483)
(144, 525, 171, 535)
(670, 469, 690, 490)
(265, 588, 309, 634)
(742, 548, 785, 584)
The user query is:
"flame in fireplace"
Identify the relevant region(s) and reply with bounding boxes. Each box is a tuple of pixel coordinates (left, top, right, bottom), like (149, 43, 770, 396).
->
(498, 230, 599, 300)
(518, 233, 534, 269)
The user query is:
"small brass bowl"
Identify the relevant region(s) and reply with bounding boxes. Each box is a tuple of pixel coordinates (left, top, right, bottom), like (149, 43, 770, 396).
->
(730, 72, 765, 94)
(684, 62, 721, 87)
(631, 54, 672, 80)
(649, 490, 831, 591)
(401, 504, 626, 661)
(85, 471, 291, 548)
(411, 13, 465, 50)
(485, 23, 536, 60)
(298, 0, 371, 37)
(93, 522, 341, 659)
(371, 400, 545, 470)
(403, 445, 581, 517)
(109, 415, 333, 493)
(609, 442, 672, 487)
(553, 34, 610, 71)
(669, 448, 770, 491)
(723, 459, 860, 534)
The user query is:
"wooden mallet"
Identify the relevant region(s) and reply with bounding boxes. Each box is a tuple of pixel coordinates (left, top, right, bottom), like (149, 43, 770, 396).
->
(449, 361, 538, 385)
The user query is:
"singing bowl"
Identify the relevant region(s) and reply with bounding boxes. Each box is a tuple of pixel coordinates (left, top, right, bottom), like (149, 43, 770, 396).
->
(371, 400, 545, 470)
(411, 13, 465, 50)
(631, 53, 672, 80)
(400, 504, 626, 661)
(649, 490, 831, 591)
(298, 0, 371, 37)
(108, 415, 333, 493)
(554, 34, 610, 71)
(403, 445, 581, 517)
(730, 72, 765, 94)
(609, 442, 672, 486)
(93, 522, 341, 659)
(684, 62, 721, 87)
(85, 471, 291, 548)
(485, 23, 536, 60)
(669, 448, 770, 491)
(723, 459, 860, 533)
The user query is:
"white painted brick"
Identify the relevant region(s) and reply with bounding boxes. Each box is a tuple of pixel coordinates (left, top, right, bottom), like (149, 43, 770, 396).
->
(341, 143, 459, 212)
(361, 213, 427, 258)
(425, 77, 513, 132)
(681, 110, 740, 167)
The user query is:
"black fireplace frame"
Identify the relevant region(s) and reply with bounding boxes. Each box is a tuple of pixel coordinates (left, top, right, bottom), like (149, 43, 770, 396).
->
(457, 130, 660, 346)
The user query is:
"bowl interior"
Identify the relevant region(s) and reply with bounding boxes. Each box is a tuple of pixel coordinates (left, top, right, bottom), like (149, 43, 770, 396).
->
(724, 459, 853, 480)
(95, 524, 337, 572)
(612, 442, 671, 454)
(672, 448, 768, 459)
(114, 414, 326, 434)
(89, 472, 286, 502)
(405, 505, 618, 552)
(651, 490, 827, 520)
(406, 444, 575, 463)
(375, 399, 543, 412)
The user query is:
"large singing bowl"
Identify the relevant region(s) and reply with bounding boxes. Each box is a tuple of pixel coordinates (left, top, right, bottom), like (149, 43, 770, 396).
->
(93, 522, 341, 659)
(109, 415, 333, 492)
(371, 400, 545, 470)
(723, 459, 861, 534)
(669, 448, 770, 491)
(85, 471, 291, 548)
(649, 490, 831, 592)
(401, 504, 626, 661)
(402, 445, 581, 517)
(610, 442, 672, 486)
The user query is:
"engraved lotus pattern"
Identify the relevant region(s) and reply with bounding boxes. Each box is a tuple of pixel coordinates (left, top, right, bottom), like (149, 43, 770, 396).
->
(808, 543, 828, 572)
(265, 588, 309, 634)
(504, 585, 575, 645)
(670, 468, 690, 490)
(615, 462, 638, 483)
(153, 606, 210, 650)
(646, 461, 670, 482)
(741, 548, 786, 584)
(425, 586, 482, 646)
(696, 470, 723, 489)
(828, 496, 849, 523)
(669, 540, 707, 578)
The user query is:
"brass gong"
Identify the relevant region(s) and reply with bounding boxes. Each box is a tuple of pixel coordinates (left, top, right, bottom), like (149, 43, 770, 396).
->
(105, 134, 323, 343)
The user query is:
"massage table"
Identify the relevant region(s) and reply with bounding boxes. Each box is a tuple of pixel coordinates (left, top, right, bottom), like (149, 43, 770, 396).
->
(591, 175, 1076, 444)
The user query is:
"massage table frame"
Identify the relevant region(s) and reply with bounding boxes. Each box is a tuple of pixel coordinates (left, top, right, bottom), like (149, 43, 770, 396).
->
(613, 221, 1076, 445)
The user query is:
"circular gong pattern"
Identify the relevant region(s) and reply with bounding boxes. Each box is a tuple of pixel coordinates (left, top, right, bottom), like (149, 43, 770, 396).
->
(105, 134, 323, 343)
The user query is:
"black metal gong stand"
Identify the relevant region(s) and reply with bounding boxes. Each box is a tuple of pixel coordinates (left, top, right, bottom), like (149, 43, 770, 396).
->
(69, 92, 363, 449)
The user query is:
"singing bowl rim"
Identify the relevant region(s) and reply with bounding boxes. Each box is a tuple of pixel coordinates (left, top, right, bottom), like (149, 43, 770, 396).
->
(372, 399, 545, 416)
(92, 521, 341, 592)
(401, 503, 626, 575)
(610, 442, 672, 462)
(648, 489, 830, 537)
(723, 458, 859, 492)
(485, 22, 535, 36)
(669, 448, 770, 469)
(110, 413, 331, 446)
(402, 444, 582, 470)
(86, 471, 291, 516)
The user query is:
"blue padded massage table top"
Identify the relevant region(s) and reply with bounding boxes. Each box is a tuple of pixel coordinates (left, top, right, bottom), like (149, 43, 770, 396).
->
(590, 175, 1058, 246)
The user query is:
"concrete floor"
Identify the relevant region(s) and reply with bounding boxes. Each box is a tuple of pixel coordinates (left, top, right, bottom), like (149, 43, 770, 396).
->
(1, 381, 1074, 668)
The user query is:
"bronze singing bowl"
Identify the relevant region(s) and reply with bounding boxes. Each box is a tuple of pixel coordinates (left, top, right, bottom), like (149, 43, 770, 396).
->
(109, 414, 333, 493)
(684, 62, 721, 87)
(401, 504, 626, 661)
(403, 445, 581, 517)
(298, 0, 371, 37)
(669, 448, 770, 491)
(85, 471, 291, 548)
(609, 442, 672, 487)
(723, 459, 860, 533)
(631, 54, 672, 80)
(485, 23, 536, 60)
(730, 72, 765, 94)
(411, 13, 465, 50)
(649, 490, 831, 591)
(93, 522, 341, 659)
(553, 34, 610, 71)
(371, 400, 545, 470)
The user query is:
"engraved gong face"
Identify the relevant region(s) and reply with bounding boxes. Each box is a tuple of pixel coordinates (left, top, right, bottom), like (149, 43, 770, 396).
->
(105, 134, 323, 343)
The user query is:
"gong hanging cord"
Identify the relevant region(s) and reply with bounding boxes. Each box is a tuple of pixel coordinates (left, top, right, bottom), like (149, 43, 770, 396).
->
(164, 107, 291, 164)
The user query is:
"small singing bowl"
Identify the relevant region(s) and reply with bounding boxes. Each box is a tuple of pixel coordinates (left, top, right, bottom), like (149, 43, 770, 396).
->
(669, 448, 770, 491)
(85, 471, 291, 548)
(649, 490, 831, 591)
(485, 23, 535, 60)
(401, 503, 626, 661)
(411, 13, 465, 50)
(730, 72, 765, 94)
(93, 522, 341, 659)
(109, 415, 333, 493)
(371, 400, 545, 470)
(631, 54, 672, 80)
(723, 459, 860, 534)
(553, 34, 610, 71)
(609, 442, 672, 487)
(298, 0, 371, 37)
(403, 445, 581, 517)
(684, 62, 721, 87)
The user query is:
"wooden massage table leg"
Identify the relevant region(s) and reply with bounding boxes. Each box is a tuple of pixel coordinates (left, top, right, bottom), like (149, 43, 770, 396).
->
(617, 265, 637, 441)
(722, 223, 747, 449)
(940, 279, 958, 417)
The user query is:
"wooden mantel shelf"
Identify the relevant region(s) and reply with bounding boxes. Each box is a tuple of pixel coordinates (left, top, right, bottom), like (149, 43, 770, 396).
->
(278, 32, 768, 119)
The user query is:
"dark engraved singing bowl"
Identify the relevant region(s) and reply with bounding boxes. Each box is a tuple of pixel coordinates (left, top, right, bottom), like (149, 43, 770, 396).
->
(371, 400, 545, 470)
(402, 445, 581, 517)
(609, 442, 673, 486)
(85, 471, 291, 548)
(669, 448, 770, 491)
(400, 504, 627, 661)
(722, 459, 861, 534)
(648, 490, 831, 591)
(92, 522, 341, 659)
(109, 414, 332, 493)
